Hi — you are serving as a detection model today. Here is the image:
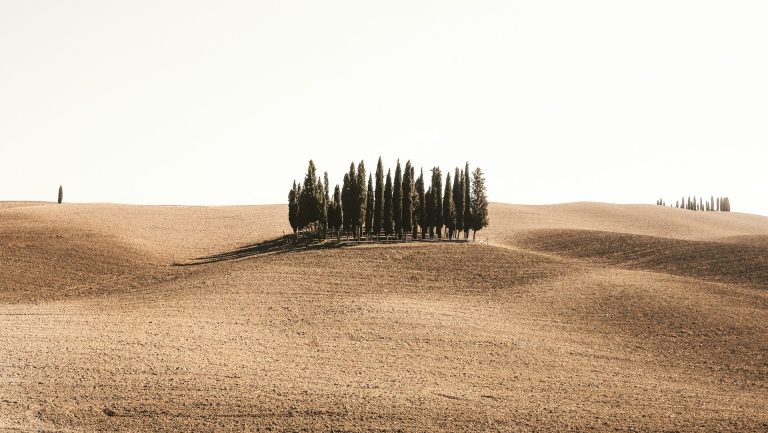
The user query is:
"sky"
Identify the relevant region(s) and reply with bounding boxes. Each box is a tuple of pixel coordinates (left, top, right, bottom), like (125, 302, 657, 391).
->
(1, 1, 766, 215)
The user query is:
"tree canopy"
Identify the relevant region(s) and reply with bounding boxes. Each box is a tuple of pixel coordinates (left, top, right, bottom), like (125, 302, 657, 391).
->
(288, 158, 490, 241)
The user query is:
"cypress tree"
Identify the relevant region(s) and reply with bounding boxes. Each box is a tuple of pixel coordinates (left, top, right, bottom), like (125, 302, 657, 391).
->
(365, 174, 374, 238)
(410, 165, 418, 239)
(699, 197, 703, 212)
(58, 185, 63, 204)
(373, 157, 384, 238)
(463, 162, 471, 239)
(288, 180, 299, 237)
(328, 185, 340, 239)
(431, 167, 443, 239)
(453, 168, 463, 235)
(443, 172, 455, 239)
(317, 175, 326, 237)
(326, 185, 335, 237)
(416, 169, 426, 239)
(425, 187, 434, 238)
(322, 172, 330, 236)
(342, 173, 352, 238)
(347, 163, 358, 237)
(356, 161, 367, 239)
(298, 160, 321, 231)
(393, 160, 403, 238)
(402, 161, 414, 240)
(383, 169, 394, 238)
(470, 167, 489, 240)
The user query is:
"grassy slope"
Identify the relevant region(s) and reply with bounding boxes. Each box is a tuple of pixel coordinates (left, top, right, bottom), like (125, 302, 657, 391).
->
(1, 201, 767, 432)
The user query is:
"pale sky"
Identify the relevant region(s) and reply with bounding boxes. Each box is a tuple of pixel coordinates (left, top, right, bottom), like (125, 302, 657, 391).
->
(1, 1, 766, 215)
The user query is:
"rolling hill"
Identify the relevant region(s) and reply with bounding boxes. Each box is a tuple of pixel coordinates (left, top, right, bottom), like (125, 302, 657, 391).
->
(1, 201, 766, 432)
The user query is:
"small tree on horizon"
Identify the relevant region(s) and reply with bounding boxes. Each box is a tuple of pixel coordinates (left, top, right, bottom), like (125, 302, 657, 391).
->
(58, 185, 63, 204)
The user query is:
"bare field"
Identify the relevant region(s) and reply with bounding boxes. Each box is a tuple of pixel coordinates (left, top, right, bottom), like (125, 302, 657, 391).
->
(1, 202, 767, 432)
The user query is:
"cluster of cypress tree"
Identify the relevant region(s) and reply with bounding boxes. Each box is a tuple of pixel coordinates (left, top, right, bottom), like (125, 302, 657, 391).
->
(288, 158, 489, 241)
(658, 196, 731, 212)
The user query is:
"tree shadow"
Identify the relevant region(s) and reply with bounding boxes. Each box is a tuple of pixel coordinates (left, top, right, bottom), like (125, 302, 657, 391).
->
(173, 235, 348, 266)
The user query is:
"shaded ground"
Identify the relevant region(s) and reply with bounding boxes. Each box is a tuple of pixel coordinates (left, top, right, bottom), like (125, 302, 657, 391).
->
(1, 202, 767, 432)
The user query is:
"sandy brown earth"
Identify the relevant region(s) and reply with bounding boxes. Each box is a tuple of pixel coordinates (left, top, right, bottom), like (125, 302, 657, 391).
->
(1, 201, 767, 432)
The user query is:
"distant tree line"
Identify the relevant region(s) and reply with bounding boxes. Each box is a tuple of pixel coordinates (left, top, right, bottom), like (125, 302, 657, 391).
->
(656, 196, 731, 212)
(288, 158, 489, 241)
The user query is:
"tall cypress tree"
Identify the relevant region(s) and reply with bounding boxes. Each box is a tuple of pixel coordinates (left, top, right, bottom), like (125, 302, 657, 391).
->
(383, 169, 394, 238)
(443, 172, 455, 239)
(470, 167, 489, 240)
(58, 185, 63, 204)
(328, 184, 341, 239)
(393, 160, 403, 237)
(431, 167, 443, 239)
(373, 157, 384, 238)
(410, 165, 418, 239)
(342, 172, 352, 238)
(402, 161, 414, 240)
(288, 180, 299, 237)
(453, 168, 463, 235)
(356, 161, 367, 239)
(316, 175, 325, 237)
(416, 169, 426, 239)
(365, 174, 374, 237)
(463, 162, 471, 239)
(322, 172, 330, 236)
(425, 187, 434, 238)
(298, 160, 321, 231)
(347, 163, 358, 237)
